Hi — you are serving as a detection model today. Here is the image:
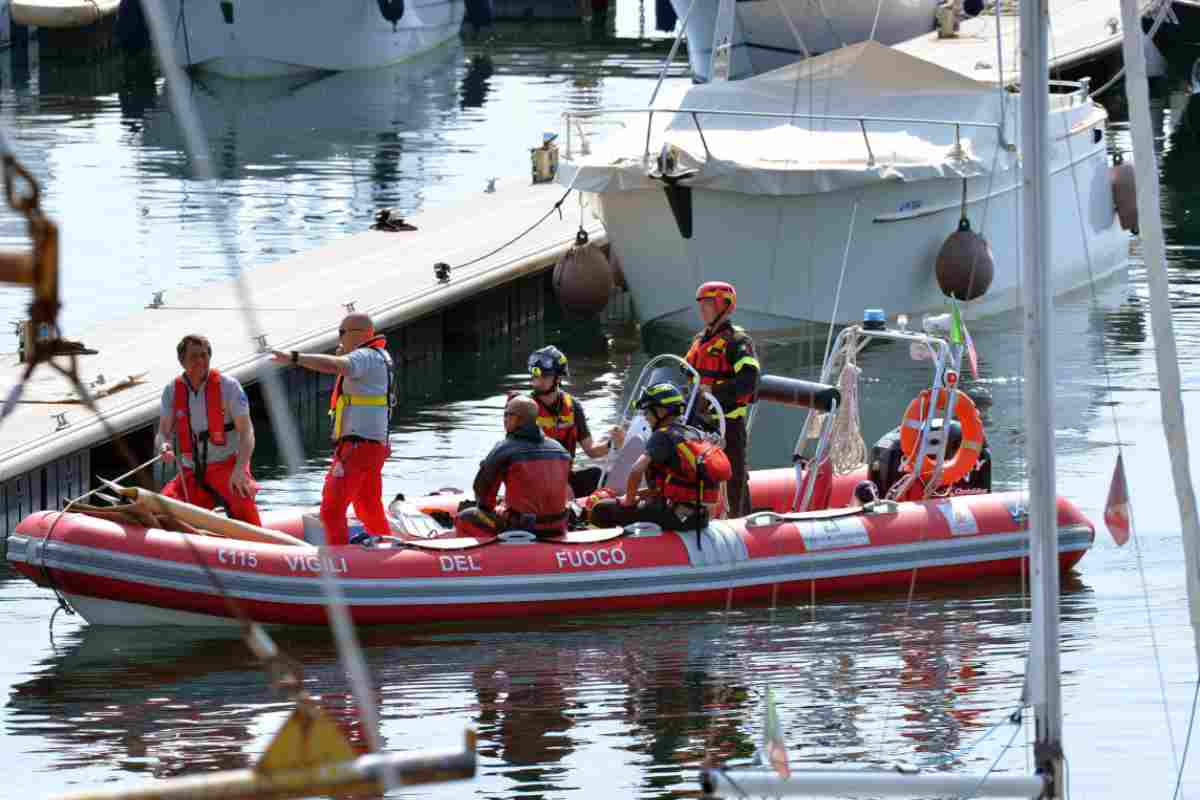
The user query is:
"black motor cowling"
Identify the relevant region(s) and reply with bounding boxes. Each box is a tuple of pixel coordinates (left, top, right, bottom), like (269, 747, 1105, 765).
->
(868, 419, 991, 498)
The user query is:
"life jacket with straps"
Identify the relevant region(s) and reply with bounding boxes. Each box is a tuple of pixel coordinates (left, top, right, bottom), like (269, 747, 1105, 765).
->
(647, 422, 732, 506)
(173, 370, 234, 462)
(685, 322, 757, 418)
(329, 335, 394, 441)
(532, 390, 579, 458)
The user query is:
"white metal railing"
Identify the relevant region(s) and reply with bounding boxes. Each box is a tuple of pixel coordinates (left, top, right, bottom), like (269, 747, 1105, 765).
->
(563, 106, 1003, 167)
(792, 320, 967, 501)
(562, 78, 1093, 167)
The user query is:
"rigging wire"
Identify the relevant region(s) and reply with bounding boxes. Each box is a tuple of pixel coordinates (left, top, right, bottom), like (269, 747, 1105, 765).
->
(863, 5, 1018, 756)
(0, 0, 397, 765)
(1046, 5, 1185, 782)
(132, 0, 390, 758)
(1173, 678, 1200, 800)
(961, 707, 1029, 800)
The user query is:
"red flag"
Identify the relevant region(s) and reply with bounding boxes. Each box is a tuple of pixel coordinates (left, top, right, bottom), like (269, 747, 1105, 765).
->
(763, 687, 790, 779)
(964, 328, 979, 381)
(1104, 453, 1131, 546)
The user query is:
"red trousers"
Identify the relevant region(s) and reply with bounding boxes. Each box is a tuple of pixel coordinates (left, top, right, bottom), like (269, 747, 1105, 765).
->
(321, 439, 391, 546)
(162, 457, 263, 527)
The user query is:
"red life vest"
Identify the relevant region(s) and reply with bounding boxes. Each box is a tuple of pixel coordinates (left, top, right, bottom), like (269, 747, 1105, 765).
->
(685, 322, 756, 417)
(329, 335, 391, 440)
(647, 423, 732, 506)
(532, 390, 579, 458)
(173, 370, 230, 458)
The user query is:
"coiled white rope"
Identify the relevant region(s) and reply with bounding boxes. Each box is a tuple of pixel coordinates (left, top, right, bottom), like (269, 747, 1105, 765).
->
(828, 360, 866, 475)
(799, 331, 867, 475)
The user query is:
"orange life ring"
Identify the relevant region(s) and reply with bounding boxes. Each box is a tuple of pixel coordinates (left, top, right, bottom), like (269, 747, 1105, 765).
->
(899, 389, 984, 486)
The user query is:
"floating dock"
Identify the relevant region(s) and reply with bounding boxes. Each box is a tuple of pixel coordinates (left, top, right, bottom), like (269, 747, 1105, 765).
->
(0, 178, 606, 537)
(895, 0, 1157, 85)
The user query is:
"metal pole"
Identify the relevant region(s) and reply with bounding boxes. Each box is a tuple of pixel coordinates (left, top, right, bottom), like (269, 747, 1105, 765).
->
(701, 768, 1045, 798)
(51, 731, 476, 800)
(1018, 0, 1063, 794)
(1119, 0, 1200, 671)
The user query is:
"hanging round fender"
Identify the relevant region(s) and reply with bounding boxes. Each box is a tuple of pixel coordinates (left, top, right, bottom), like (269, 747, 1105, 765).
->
(377, 0, 404, 28)
(935, 217, 994, 301)
(553, 229, 614, 316)
(1111, 157, 1138, 234)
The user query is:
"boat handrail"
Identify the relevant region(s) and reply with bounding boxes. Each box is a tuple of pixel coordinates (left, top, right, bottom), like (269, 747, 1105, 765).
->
(788, 321, 965, 502)
(563, 106, 1005, 167)
(562, 78, 1092, 161)
(565, 105, 1004, 129)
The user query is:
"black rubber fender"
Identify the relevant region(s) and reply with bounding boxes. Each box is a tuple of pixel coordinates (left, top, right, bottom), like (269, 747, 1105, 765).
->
(378, 0, 404, 28)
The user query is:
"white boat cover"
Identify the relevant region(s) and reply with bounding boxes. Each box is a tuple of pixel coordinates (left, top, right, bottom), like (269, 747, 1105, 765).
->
(560, 41, 1017, 197)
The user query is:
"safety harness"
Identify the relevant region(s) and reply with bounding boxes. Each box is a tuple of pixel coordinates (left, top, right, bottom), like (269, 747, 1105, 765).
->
(329, 335, 394, 441)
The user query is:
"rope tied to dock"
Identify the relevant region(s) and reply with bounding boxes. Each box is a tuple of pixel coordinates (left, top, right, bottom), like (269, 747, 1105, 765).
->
(433, 188, 573, 282)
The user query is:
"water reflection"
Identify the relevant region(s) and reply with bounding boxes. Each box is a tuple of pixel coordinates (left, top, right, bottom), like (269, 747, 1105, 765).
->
(139, 40, 463, 183)
(7, 590, 1097, 794)
(461, 52, 495, 108)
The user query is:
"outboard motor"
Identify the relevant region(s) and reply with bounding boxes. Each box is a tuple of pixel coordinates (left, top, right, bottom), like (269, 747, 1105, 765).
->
(869, 419, 991, 497)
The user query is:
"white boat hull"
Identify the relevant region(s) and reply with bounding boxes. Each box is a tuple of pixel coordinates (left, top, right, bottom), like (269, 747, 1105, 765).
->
(672, 0, 939, 81)
(589, 108, 1127, 333)
(160, 0, 465, 78)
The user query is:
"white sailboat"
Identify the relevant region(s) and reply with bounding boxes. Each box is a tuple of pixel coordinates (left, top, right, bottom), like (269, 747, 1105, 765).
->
(694, 0, 1200, 796)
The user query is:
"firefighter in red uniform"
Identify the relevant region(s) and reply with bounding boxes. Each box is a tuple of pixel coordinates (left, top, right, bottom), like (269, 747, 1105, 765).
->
(527, 345, 625, 498)
(270, 312, 394, 546)
(686, 281, 760, 517)
(458, 395, 573, 539)
(158, 334, 263, 526)
(589, 383, 729, 530)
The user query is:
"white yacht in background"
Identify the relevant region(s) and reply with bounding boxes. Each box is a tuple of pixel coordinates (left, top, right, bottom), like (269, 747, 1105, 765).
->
(672, 0, 938, 81)
(159, 0, 464, 78)
(558, 40, 1129, 332)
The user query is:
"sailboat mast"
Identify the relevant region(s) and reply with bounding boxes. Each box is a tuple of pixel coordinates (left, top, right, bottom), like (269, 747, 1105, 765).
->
(1118, 0, 1200, 670)
(1018, 0, 1064, 792)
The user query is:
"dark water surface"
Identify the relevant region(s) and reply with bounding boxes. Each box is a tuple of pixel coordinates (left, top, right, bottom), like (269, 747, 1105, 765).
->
(2, 22, 1200, 799)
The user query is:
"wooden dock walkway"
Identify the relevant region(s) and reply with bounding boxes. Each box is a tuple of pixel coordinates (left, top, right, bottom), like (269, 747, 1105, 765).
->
(895, 0, 1155, 85)
(0, 178, 605, 533)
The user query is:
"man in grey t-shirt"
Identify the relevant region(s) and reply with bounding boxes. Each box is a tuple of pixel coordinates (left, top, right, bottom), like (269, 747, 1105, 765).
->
(157, 334, 262, 525)
(271, 312, 393, 546)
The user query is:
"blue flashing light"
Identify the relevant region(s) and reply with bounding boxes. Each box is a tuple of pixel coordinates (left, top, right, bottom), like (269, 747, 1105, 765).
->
(863, 308, 886, 330)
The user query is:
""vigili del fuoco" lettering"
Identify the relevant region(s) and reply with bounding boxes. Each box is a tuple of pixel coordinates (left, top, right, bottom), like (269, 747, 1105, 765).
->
(284, 554, 349, 574)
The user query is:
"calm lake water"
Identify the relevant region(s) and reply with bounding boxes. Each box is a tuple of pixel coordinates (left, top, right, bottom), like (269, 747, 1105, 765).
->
(2, 16, 1200, 799)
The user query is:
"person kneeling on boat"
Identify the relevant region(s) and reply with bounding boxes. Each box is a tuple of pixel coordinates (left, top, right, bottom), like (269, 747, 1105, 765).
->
(270, 312, 394, 546)
(158, 334, 263, 526)
(457, 395, 572, 539)
(589, 383, 729, 531)
(527, 345, 625, 499)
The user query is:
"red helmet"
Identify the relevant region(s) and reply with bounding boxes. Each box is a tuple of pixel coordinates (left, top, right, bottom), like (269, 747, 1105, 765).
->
(696, 281, 737, 313)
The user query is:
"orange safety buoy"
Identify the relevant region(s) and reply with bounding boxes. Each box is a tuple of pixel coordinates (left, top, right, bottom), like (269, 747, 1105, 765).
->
(899, 388, 984, 486)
